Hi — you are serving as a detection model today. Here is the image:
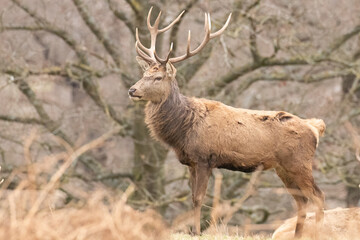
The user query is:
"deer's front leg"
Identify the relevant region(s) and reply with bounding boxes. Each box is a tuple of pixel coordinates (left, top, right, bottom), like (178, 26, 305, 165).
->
(189, 163, 212, 235)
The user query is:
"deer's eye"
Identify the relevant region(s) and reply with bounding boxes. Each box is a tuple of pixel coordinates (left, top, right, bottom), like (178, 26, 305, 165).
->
(154, 77, 162, 81)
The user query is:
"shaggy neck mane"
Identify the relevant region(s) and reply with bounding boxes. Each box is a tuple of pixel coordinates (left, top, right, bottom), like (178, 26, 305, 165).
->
(145, 80, 199, 150)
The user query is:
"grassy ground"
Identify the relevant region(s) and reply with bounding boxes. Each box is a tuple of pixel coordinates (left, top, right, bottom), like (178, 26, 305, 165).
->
(171, 234, 272, 240)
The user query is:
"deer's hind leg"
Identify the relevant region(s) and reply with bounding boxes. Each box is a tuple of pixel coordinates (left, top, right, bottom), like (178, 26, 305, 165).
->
(295, 170, 325, 228)
(276, 167, 309, 238)
(277, 158, 325, 238)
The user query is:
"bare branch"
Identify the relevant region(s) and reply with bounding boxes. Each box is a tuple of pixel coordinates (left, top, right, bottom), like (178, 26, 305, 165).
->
(124, 0, 143, 15)
(2, 1, 132, 133)
(11, 0, 45, 24)
(249, 17, 260, 63)
(207, 19, 360, 96)
(0, 115, 43, 125)
(72, 0, 123, 68)
(93, 172, 134, 181)
(169, 0, 200, 53)
(324, 25, 360, 57)
(177, 43, 214, 87)
(245, 0, 262, 13)
(1, 25, 42, 31)
(23, 126, 119, 224)
(206, 57, 310, 96)
(106, 0, 135, 36)
(15, 78, 73, 144)
(223, 166, 263, 225)
(2, 25, 87, 63)
(232, 68, 352, 96)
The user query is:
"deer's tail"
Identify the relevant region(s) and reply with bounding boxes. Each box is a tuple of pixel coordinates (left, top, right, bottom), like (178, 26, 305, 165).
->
(306, 118, 326, 137)
(305, 118, 326, 147)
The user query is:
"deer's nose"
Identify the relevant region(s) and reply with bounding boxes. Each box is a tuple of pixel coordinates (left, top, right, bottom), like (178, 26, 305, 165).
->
(128, 88, 136, 96)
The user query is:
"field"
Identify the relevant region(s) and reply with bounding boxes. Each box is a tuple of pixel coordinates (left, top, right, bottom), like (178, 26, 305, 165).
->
(171, 234, 271, 240)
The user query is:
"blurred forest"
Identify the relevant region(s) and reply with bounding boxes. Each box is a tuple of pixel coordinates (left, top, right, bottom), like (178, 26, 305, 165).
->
(0, 0, 360, 236)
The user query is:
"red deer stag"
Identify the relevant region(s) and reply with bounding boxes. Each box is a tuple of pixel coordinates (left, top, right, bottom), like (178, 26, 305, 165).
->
(129, 7, 326, 238)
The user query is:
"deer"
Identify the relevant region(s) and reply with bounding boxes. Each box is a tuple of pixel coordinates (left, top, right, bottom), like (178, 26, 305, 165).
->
(129, 7, 326, 238)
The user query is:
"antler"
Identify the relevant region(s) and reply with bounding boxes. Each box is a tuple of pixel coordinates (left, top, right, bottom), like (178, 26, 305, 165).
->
(136, 7, 232, 64)
(135, 7, 185, 63)
(169, 13, 232, 63)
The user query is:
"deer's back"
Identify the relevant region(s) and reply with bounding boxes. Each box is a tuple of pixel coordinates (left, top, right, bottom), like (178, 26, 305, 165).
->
(184, 98, 318, 169)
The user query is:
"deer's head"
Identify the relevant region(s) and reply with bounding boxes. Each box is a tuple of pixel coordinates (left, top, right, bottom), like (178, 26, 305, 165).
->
(128, 7, 231, 103)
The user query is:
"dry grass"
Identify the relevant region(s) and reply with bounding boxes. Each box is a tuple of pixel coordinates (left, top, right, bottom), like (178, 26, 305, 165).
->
(0, 129, 359, 240)
(272, 207, 360, 240)
(171, 233, 271, 240)
(0, 129, 169, 240)
(0, 189, 168, 240)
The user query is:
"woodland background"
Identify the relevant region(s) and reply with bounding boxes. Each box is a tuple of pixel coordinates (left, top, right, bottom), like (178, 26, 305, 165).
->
(0, 0, 359, 238)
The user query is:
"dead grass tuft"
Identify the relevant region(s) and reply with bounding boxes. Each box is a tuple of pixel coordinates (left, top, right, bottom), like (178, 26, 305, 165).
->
(0, 129, 169, 240)
(0, 188, 168, 240)
(272, 207, 360, 240)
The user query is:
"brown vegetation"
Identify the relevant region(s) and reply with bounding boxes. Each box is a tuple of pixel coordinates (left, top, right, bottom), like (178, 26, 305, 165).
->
(0, 131, 168, 240)
(272, 208, 360, 240)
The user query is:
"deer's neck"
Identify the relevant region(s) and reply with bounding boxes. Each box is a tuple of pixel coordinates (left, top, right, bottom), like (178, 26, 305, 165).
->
(145, 83, 197, 149)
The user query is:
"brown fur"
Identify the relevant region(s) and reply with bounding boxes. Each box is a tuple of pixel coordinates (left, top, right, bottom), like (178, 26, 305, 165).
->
(130, 58, 325, 238)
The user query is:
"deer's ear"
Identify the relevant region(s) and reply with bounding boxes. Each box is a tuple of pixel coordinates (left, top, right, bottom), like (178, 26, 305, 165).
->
(166, 62, 177, 78)
(136, 56, 151, 71)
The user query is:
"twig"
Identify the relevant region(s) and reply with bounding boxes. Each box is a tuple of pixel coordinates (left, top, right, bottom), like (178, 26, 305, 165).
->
(207, 21, 360, 96)
(0, 166, 4, 185)
(223, 165, 263, 225)
(22, 126, 119, 228)
(231, 68, 352, 96)
(93, 172, 134, 181)
(169, 0, 199, 53)
(0, 115, 43, 125)
(124, 0, 142, 15)
(248, 17, 261, 63)
(344, 121, 360, 163)
(72, 0, 123, 68)
(106, 0, 135, 36)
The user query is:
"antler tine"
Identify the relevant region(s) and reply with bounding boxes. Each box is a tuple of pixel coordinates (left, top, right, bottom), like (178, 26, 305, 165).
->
(158, 10, 185, 33)
(190, 13, 211, 54)
(210, 13, 232, 38)
(169, 13, 211, 63)
(169, 12, 232, 64)
(146, 7, 160, 57)
(207, 13, 211, 34)
(154, 42, 174, 64)
(151, 10, 162, 30)
(135, 28, 153, 56)
(146, 7, 156, 30)
(135, 41, 154, 63)
(187, 30, 191, 55)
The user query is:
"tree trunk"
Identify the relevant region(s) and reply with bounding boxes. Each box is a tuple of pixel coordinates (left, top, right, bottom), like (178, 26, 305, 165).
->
(346, 186, 360, 207)
(342, 73, 360, 207)
(129, 6, 169, 211)
(132, 102, 169, 208)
